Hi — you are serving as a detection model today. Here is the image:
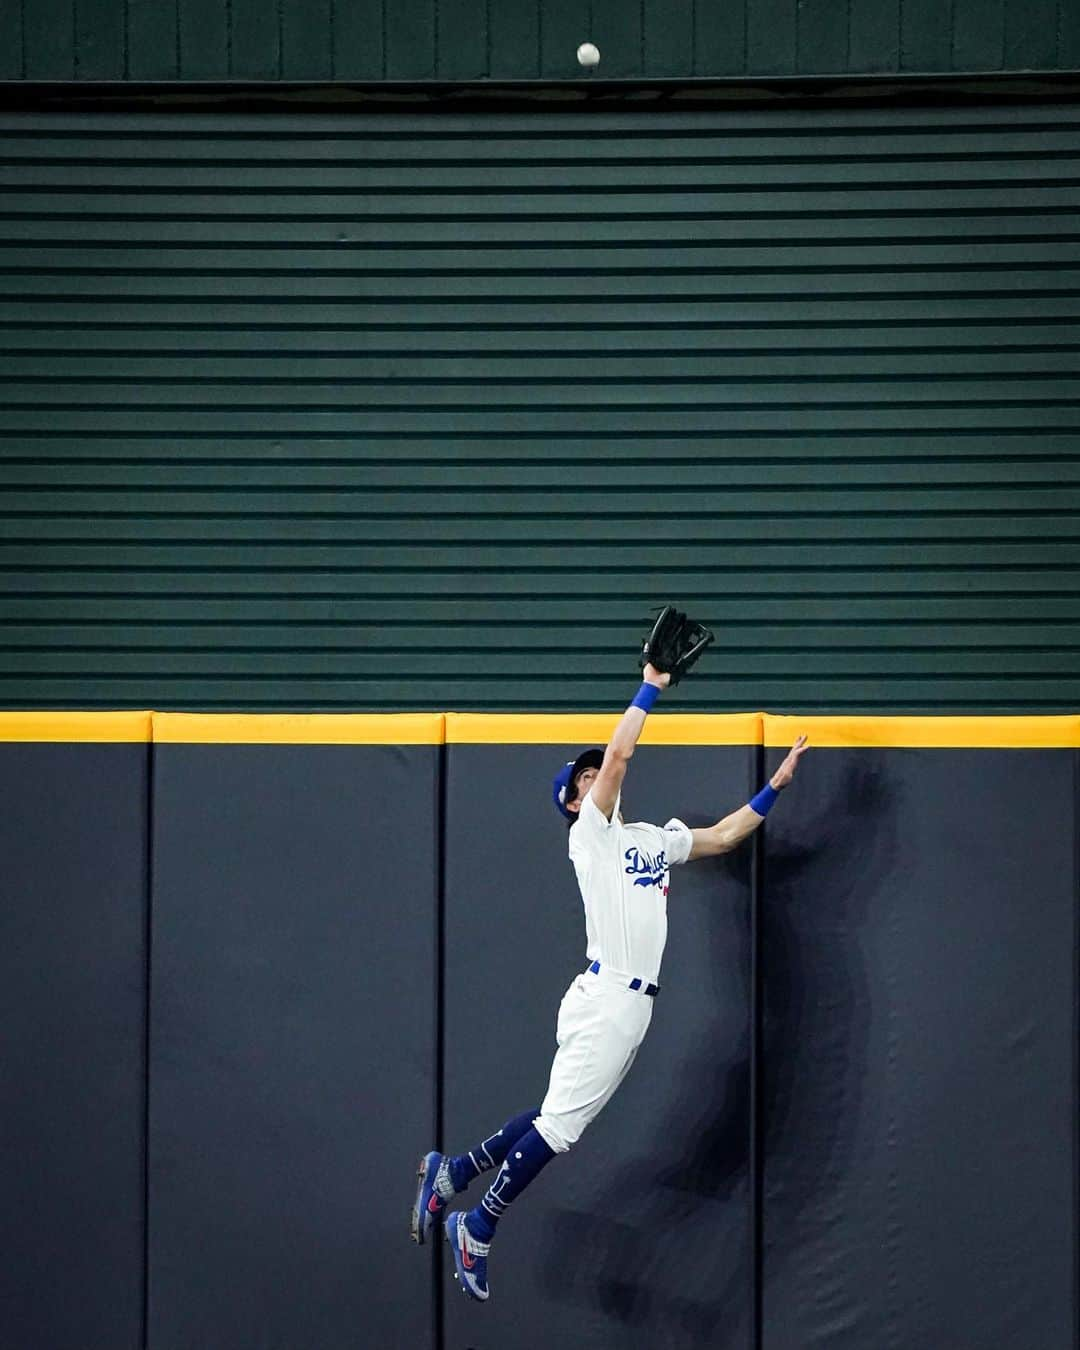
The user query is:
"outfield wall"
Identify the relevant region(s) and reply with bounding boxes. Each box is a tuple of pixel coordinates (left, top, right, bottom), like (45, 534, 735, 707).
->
(0, 712, 1075, 1350)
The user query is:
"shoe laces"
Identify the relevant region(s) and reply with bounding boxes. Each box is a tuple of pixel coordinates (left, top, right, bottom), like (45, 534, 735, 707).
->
(433, 1158, 455, 1202)
(459, 1217, 491, 1258)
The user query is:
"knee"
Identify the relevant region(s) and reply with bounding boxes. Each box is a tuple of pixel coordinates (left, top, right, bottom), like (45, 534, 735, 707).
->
(533, 1112, 578, 1155)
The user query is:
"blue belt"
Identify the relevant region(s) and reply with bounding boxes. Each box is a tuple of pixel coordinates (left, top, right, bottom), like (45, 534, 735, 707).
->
(587, 960, 659, 997)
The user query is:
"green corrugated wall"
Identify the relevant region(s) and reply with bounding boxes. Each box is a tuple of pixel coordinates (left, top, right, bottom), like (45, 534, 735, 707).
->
(2, 0, 1080, 80)
(2, 104, 1079, 711)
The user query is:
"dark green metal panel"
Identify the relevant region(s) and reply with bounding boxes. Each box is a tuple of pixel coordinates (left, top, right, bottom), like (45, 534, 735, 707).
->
(848, 0, 902, 74)
(385, 0, 437, 81)
(333, 0, 385, 82)
(1064, 5, 1080, 68)
(22, 0, 74, 79)
(0, 0, 21, 79)
(747, 0, 798, 76)
(176, 0, 229, 80)
(796, 0, 849, 76)
(437, 0, 488, 80)
(281, 0, 333, 81)
(228, 0, 280, 79)
(952, 0, 1006, 72)
(1003, 0, 1060, 72)
(4, 0, 1080, 81)
(591, 0, 640, 80)
(901, 0, 954, 72)
(76, 0, 126, 80)
(128, 0, 179, 79)
(694, 0, 747, 77)
(642, 0, 694, 79)
(0, 104, 1079, 712)
(490, 0, 540, 80)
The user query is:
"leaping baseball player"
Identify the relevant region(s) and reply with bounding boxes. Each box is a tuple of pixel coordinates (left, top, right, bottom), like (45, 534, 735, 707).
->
(410, 608, 809, 1302)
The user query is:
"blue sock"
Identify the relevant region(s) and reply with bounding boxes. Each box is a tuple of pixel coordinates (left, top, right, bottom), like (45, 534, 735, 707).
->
(447, 1107, 540, 1194)
(466, 1126, 556, 1243)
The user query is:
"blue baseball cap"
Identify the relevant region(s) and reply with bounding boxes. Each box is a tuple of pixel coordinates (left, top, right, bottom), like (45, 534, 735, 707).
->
(552, 748, 604, 820)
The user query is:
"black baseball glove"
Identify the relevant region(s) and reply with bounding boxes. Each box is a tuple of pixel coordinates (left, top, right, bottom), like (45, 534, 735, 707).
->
(639, 606, 714, 685)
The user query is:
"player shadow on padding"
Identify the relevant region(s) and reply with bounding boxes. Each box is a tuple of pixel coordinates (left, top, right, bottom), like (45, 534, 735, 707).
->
(758, 757, 896, 1337)
(536, 760, 894, 1347)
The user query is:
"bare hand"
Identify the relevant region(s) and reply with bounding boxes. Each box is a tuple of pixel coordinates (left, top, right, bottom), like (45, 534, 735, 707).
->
(642, 662, 671, 688)
(770, 734, 809, 789)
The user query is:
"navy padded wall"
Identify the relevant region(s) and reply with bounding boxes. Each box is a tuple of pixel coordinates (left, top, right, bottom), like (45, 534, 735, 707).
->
(147, 743, 439, 1350)
(760, 746, 1077, 1349)
(0, 742, 148, 1350)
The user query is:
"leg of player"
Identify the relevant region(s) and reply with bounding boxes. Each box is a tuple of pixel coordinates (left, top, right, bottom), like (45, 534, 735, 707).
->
(445, 1126, 556, 1302)
(411, 1106, 539, 1245)
(441, 967, 652, 1301)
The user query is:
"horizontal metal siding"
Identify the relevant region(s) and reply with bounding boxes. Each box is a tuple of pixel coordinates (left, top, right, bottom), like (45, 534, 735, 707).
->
(2, 0, 1080, 81)
(1, 105, 1079, 711)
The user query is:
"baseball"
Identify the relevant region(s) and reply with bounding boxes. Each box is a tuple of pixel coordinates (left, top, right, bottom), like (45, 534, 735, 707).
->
(577, 42, 600, 67)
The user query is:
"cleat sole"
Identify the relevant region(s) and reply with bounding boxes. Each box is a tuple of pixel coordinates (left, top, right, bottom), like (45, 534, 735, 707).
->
(411, 1154, 428, 1244)
(412, 1150, 445, 1246)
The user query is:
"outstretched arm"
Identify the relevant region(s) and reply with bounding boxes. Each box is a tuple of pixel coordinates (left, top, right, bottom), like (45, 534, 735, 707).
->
(688, 735, 809, 859)
(588, 664, 670, 821)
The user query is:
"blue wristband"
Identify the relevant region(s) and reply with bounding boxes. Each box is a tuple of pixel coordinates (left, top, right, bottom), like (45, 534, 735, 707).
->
(749, 784, 779, 816)
(631, 681, 660, 712)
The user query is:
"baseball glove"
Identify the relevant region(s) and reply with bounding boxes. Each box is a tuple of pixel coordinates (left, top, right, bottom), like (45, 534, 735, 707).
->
(639, 606, 714, 685)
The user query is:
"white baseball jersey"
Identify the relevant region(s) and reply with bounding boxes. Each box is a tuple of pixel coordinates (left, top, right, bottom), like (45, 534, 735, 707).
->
(568, 786, 693, 984)
(533, 786, 694, 1153)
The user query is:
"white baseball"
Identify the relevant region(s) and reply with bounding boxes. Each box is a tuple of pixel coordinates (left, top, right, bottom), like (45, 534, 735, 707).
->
(577, 42, 600, 67)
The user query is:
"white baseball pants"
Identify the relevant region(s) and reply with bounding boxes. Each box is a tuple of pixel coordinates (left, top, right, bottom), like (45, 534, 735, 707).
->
(533, 966, 655, 1154)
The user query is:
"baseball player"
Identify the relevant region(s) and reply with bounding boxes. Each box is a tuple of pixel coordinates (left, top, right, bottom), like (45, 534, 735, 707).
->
(411, 626, 808, 1303)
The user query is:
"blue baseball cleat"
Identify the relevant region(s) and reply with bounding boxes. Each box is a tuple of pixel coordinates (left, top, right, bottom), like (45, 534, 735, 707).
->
(445, 1211, 491, 1302)
(411, 1150, 450, 1245)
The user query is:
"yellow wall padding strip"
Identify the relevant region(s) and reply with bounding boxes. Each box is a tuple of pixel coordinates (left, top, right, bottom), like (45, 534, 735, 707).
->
(0, 711, 1077, 749)
(0, 711, 153, 742)
(152, 712, 445, 745)
(764, 714, 1080, 749)
(445, 712, 764, 745)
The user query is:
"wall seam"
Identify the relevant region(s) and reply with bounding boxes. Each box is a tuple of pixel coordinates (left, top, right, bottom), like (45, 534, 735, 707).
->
(999, 0, 1006, 71)
(751, 735, 765, 1350)
(434, 738, 447, 1350)
(844, 0, 852, 71)
(898, 0, 905, 72)
(1074, 746, 1079, 1350)
(691, 0, 698, 77)
(1057, 0, 1064, 67)
(140, 736, 155, 1350)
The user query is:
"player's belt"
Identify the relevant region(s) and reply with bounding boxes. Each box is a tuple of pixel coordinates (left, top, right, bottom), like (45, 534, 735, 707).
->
(587, 960, 659, 997)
